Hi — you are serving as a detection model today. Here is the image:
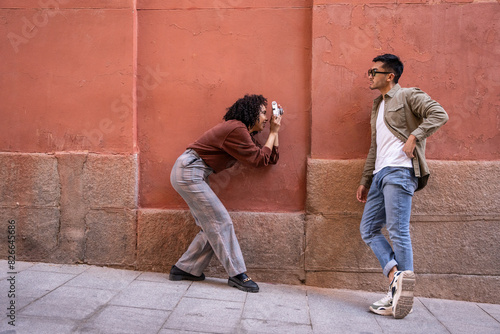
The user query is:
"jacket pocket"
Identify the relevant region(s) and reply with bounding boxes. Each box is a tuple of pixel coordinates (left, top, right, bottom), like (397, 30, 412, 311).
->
(386, 103, 406, 127)
(387, 103, 404, 113)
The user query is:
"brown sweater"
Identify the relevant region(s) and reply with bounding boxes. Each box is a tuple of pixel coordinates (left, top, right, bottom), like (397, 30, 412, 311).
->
(188, 120, 279, 173)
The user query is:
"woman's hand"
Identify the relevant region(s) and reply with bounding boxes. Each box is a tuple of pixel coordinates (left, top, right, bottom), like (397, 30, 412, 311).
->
(264, 114, 282, 150)
(270, 115, 281, 134)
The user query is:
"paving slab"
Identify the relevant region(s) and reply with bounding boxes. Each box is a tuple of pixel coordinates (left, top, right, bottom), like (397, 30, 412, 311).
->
(15, 270, 76, 293)
(79, 305, 170, 334)
(159, 329, 214, 334)
(64, 265, 141, 290)
(27, 262, 90, 275)
(375, 298, 449, 334)
(109, 280, 189, 310)
(187, 278, 247, 303)
(0, 315, 77, 334)
(307, 287, 382, 333)
(163, 296, 244, 333)
(19, 285, 117, 320)
(0, 261, 35, 280)
(243, 283, 311, 325)
(0, 261, 499, 334)
(136, 271, 172, 283)
(0, 269, 77, 310)
(240, 318, 314, 334)
(419, 297, 500, 334)
(477, 302, 500, 322)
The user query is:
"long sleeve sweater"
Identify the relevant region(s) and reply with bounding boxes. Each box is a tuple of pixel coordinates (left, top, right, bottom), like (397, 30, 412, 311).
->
(187, 120, 279, 173)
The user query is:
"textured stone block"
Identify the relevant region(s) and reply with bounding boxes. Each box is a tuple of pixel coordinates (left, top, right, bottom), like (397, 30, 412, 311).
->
(1, 152, 139, 266)
(137, 210, 199, 272)
(51, 152, 88, 263)
(412, 217, 500, 276)
(230, 211, 306, 284)
(413, 161, 500, 216)
(305, 213, 379, 271)
(0, 153, 60, 207)
(240, 268, 306, 286)
(137, 210, 306, 284)
(417, 274, 500, 304)
(231, 212, 305, 271)
(85, 209, 137, 267)
(83, 154, 137, 209)
(307, 159, 500, 217)
(306, 271, 387, 293)
(306, 158, 365, 214)
(0, 207, 60, 262)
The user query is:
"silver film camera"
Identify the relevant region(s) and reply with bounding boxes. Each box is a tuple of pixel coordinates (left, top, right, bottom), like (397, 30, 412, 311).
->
(271, 101, 284, 117)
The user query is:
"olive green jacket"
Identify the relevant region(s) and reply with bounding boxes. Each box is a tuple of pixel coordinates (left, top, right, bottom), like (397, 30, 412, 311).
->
(360, 84, 449, 191)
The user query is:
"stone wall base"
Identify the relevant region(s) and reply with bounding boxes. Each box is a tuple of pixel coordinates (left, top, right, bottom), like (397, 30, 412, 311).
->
(137, 209, 306, 285)
(0, 152, 138, 268)
(1, 152, 499, 304)
(305, 158, 500, 304)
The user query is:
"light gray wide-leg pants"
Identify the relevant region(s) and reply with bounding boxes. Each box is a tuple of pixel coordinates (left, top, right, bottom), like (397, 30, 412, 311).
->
(170, 149, 247, 277)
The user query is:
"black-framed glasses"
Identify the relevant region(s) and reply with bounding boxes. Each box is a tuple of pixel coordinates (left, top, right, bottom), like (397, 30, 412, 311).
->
(368, 68, 393, 77)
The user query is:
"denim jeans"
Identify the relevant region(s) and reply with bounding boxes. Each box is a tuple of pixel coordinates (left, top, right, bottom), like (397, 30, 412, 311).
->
(360, 167, 418, 277)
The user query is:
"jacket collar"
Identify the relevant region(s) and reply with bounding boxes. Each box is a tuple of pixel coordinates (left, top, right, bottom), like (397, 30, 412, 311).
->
(374, 83, 401, 103)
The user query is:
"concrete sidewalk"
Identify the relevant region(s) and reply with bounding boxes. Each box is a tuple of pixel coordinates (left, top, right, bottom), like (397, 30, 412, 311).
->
(1, 261, 499, 334)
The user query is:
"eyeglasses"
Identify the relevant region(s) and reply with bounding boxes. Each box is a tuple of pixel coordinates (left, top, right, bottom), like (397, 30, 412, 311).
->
(367, 68, 393, 77)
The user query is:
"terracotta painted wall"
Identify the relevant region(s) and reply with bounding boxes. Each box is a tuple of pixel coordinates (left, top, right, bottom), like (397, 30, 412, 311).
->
(2, 0, 498, 210)
(1, 0, 135, 153)
(137, 1, 312, 212)
(311, 1, 500, 161)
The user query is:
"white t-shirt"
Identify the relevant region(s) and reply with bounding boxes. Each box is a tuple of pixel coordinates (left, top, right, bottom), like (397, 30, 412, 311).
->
(373, 99, 412, 174)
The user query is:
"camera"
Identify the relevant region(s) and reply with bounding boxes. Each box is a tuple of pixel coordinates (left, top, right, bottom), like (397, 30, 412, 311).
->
(271, 101, 284, 117)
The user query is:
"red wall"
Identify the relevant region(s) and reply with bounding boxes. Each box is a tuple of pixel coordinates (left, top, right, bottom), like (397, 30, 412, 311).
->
(137, 2, 311, 212)
(2, 0, 499, 212)
(1, 0, 135, 153)
(311, 2, 500, 161)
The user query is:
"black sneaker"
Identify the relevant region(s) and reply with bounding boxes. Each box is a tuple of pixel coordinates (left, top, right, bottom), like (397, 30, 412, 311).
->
(169, 265, 205, 281)
(228, 273, 259, 293)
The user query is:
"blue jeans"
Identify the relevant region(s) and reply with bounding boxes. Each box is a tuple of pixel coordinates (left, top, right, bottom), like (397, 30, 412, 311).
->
(360, 167, 418, 277)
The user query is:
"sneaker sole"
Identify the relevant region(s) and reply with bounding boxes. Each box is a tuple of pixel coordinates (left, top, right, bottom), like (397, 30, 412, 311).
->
(392, 271, 415, 319)
(228, 279, 259, 293)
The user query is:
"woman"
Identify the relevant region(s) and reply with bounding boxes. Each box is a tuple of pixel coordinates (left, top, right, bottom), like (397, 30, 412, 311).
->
(169, 94, 282, 292)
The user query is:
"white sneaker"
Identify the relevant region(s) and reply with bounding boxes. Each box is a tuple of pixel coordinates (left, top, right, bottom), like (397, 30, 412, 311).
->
(369, 290, 393, 316)
(391, 270, 415, 319)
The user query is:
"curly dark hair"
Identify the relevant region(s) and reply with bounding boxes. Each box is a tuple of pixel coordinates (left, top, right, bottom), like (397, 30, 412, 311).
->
(223, 94, 267, 129)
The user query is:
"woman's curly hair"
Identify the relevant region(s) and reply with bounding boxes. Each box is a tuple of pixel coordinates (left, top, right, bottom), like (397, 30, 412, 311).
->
(223, 94, 267, 129)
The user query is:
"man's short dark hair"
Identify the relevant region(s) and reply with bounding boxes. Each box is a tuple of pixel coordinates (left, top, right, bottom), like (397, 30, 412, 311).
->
(223, 94, 267, 129)
(373, 54, 404, 84)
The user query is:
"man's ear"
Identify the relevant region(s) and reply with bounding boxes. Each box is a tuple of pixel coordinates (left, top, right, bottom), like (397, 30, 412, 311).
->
(387, 72, 395, 82)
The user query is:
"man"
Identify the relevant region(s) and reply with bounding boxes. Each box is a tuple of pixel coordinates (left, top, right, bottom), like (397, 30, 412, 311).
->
(356, 54, 448, 319)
